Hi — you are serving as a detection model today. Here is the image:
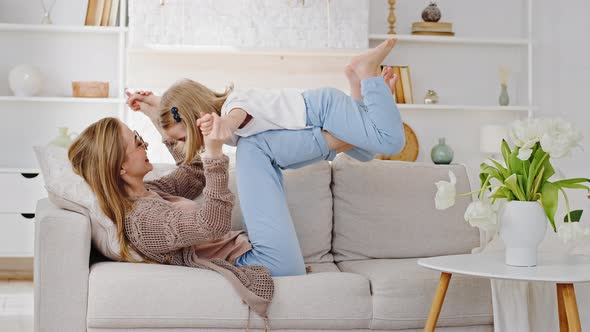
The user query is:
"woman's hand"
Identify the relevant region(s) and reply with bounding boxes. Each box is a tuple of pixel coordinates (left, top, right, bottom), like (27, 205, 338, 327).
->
(199, 112, 232, 159)
(125, 90, 161, 119)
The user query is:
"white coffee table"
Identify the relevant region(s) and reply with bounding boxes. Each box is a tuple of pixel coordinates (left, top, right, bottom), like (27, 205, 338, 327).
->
(418, 253, 590, 332)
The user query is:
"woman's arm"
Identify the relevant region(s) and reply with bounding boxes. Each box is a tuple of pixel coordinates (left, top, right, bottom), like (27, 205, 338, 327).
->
(128, 156, 235, 253)
(144, 138, 206, 199)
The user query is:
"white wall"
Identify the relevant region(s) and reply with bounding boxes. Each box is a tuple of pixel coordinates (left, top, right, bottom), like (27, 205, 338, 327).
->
(532, 0, 590, 214)
(128, 0, 530, 172)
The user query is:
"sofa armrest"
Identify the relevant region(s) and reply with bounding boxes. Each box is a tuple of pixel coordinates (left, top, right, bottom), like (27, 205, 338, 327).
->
(34, 198, 91, 332)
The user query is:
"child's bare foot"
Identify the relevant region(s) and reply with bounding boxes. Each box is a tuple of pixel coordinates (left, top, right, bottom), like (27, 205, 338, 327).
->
(344, 64, 362, 100)
(349, 39, 397, 80)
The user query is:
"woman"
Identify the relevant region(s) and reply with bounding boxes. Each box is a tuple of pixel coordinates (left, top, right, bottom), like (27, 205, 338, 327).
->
(68, 111, 356, 331)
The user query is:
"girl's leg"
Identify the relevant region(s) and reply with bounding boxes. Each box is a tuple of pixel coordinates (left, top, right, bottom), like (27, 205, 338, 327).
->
(303, 77, 405, 157)
(233, 128, 335, 277)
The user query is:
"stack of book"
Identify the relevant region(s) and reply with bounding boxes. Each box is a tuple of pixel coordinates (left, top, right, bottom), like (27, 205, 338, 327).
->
(411, 22, 454, 36)
(384, 65, 414, 104)
(85, 0, 120, 26)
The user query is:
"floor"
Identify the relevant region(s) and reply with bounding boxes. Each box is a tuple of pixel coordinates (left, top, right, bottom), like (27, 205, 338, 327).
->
(0, 280, 33, 332)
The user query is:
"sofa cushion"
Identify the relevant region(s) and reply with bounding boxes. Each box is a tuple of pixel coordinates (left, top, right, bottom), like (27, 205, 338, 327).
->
(87, 261, 371, 330)
(337, 259, 493, 330)
(331, 154, 479, 261)
(225, 161, 334, 263)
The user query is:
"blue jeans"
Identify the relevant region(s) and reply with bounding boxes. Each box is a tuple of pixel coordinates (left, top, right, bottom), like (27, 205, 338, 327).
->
(233, 127, 336, 277)
(234, 77, 404, 276)
(303, 76, 405, 161)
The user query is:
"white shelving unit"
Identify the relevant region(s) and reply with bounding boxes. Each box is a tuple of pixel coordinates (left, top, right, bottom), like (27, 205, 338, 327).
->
(369, 33, 528, 46)
(128, 45, 363, 57)
(0, 0, 128, 259)
(0, 22, 127, 34)
(0, 96, 126, 104)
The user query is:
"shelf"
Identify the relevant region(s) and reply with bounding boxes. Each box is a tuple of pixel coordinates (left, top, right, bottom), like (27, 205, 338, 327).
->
(0, 167, 41, 174)
(128, 45, 364, 57)
(370, 34, 528, 46)
(0, 23, 127, 34)
(0, 96, 125, 104)
(397, 104, 534, 112)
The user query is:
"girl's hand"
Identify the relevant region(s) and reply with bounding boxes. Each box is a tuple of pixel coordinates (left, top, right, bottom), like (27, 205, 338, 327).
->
(197, 112, 233, 138)
(200, 112, 232, 158)
(125, 90, 160, 118)
(381, 66, 398, 95)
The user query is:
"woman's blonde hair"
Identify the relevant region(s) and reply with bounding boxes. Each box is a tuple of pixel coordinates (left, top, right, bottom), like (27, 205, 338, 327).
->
(159, 79, 233, 163)
(68, 117, 154, 264)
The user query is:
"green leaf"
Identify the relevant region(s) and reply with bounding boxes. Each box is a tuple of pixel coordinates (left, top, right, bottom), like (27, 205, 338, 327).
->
(556, 183, 590, 191)
(505, 174, 527, 201)
(531, 166, 545, 198)
(526, 150, 546, 198)
(479, 172, 488, 188)
(509, 148, 527, 176)
(563, 210, 584, 223)
(553, 178, 590, 185)
(501, 139, 511, 168)
(517, 175, 528, 198)
(487, 158, 510, 179)
(540, 182, 559, 232)
(480, 163, 502, 183)
(489, 187, 509, 199)
(541, 154, 555, 183)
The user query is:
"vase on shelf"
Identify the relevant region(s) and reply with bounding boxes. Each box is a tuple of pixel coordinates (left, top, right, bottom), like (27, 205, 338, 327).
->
(421, 1, 441, 22)
(49, 127, 77, 148)
(499, 83, 510, 106)
(430, 138, 453, 164)
(499, 201, 548, 266)
(9, 64, 43, 97)
(41, 0, 57, 24)
(424, 89, 439, 104)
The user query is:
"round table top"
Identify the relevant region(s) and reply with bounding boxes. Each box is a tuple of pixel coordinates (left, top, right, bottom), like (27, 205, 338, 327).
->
(418, 253, 590, 283)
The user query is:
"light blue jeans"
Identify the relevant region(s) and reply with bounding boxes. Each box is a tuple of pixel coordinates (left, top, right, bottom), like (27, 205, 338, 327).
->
(234, 76, 404, 276)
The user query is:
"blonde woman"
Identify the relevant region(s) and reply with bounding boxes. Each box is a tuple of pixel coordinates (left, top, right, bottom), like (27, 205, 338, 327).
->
(68, 110, 353, 329)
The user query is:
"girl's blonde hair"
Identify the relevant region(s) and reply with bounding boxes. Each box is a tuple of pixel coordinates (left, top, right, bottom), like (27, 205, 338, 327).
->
(159, 79, 233, 163)
(68, 117, 155, 264)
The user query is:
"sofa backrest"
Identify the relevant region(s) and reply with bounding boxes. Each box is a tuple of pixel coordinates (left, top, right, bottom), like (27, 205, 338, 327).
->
(225, 161, 334, 264)
(330, 154, 479, 262)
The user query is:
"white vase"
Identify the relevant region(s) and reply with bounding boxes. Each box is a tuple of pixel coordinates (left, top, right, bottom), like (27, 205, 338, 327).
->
(499, 201, 548, 267)
(9, 64, 43, 97)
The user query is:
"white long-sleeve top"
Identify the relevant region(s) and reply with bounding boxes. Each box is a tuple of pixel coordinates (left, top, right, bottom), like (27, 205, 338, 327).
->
(220, 88, 308, 146)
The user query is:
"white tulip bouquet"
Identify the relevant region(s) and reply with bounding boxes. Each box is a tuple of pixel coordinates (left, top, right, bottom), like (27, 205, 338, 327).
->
(435, 117, 590, 242)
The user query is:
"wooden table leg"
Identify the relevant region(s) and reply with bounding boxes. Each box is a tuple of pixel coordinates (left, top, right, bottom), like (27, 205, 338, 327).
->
(556, 284, 569, 332)
(561, 283, 581, 332)
(424, 272, 452, 332)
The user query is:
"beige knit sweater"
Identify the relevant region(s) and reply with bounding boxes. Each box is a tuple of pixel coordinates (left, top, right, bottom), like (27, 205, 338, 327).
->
(124, 139, 274, 331)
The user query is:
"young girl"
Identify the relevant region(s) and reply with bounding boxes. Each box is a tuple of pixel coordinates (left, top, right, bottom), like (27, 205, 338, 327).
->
(127, 38, 404, 166)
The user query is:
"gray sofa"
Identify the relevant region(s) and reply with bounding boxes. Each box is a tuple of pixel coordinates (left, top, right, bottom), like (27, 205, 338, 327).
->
(34, 154, 493, 332)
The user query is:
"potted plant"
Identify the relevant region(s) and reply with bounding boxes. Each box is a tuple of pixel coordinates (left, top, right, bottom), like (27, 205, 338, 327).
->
(434, 117, 589, 266)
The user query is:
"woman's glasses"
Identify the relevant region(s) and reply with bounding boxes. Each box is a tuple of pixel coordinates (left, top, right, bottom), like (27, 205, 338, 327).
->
(133, 130, 148, 150)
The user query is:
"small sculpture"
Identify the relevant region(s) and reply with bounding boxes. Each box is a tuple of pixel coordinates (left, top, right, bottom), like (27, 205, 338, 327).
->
(422, 1, 442, 23)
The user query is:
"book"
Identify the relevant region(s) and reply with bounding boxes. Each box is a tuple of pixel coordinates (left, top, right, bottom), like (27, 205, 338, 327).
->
(101, 0, 112, 26)
(393, 66, 405, 104)
(85, 0, 96, 25)
(108, 0, 120, 26)
(411, 31, 455, 36)
(400, 67, 414, 104)
(85, 0, 105, 26)
(412, 22, 453, 30)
